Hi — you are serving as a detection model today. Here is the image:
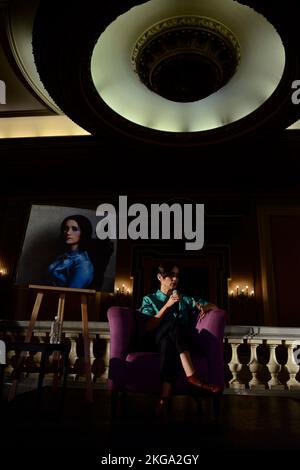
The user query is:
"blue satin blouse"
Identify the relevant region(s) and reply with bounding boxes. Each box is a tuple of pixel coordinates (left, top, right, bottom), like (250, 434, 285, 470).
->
(139, 289, 208, 326)
(48, 250, 94, 288)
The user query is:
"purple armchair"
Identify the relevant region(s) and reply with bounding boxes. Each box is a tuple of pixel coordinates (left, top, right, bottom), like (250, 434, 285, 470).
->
(107, 306, 227, 420)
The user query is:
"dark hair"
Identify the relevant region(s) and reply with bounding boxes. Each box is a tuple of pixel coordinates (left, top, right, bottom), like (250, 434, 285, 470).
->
(60, 214, 93, 251)
(157, 262, 180, 279)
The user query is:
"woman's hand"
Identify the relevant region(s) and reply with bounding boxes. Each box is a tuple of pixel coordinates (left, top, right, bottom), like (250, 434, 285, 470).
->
(147, 292, 180, 330)
(165, 292, 180, 309)
(196, 302, 217, 320)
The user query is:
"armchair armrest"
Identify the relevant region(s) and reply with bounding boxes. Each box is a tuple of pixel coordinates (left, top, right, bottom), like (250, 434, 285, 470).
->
(193, 308, 228, 387)
(195, 308, 228, 340)
(107, 306, 136, 361)
(107, 306, 138, 390)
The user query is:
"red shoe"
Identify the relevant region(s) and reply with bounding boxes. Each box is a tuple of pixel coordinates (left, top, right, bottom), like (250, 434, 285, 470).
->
(187, 372, 222, 395)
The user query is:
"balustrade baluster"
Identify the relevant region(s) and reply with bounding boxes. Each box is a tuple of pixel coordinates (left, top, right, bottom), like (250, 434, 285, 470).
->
(65, 334, 78, 381)
(266, 341, 284, 390)
(89, 337, 95, 381)
(103, 338, 110, 379)
(285, 341, 300, 390)
(228, 339, 245, 389)
(6, 348, 15, 375)
(248, 339, 265, 389)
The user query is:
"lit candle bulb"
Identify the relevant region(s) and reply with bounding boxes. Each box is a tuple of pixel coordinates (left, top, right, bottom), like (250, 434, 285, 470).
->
(251, 289, 254, 296)
(122, 284, 125, 293)
(230, 290, 234, 297)
(236, 285, 239, 296)
(245, 285, 249, 296)
(116, 287, 120, 294)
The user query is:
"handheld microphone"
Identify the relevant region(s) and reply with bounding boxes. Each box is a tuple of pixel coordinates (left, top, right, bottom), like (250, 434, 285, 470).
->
(172, 289, 179, 314)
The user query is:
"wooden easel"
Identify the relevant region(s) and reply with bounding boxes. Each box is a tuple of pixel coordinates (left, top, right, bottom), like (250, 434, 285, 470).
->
(8, 284, 96, 403)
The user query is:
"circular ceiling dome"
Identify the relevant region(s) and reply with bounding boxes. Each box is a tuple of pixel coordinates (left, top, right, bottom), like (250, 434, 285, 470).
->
(31, 0, 300, 147)
(131, 16, 241, 103)
(90, 0, 285, 133)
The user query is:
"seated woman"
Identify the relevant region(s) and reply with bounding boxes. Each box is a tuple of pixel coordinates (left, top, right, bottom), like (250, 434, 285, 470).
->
(139, 261, 222, 416)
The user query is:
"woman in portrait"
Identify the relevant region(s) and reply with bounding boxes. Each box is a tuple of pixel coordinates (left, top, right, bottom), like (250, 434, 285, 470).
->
(48, 214, 94, 289)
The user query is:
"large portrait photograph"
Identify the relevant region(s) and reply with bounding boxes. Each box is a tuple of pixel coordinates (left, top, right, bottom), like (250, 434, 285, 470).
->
(15, 204, 117, 292)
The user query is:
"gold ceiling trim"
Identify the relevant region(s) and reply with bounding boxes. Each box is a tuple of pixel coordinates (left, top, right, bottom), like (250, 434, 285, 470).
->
(131, 15, 241, 102)
(131, 15, 241, 71)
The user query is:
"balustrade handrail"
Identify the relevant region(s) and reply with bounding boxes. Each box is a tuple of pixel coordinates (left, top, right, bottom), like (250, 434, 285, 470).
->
(0, 320, 110, 337)
(225, 324, 300, 339)
(2, 320, 300, 340)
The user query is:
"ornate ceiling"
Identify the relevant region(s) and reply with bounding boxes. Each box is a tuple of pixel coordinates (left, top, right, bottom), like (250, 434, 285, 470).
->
(1, 0, 300, 147)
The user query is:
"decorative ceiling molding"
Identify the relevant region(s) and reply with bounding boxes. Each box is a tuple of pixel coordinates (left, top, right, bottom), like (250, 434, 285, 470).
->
(5, 0, 61, 113)
(131, 15, 241, 103)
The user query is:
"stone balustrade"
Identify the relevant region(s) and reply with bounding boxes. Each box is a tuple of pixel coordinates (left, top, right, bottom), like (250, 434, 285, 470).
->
(1, 321, 300, 394)
(0, 321, 110, 387)
(225, 325, 300, 393)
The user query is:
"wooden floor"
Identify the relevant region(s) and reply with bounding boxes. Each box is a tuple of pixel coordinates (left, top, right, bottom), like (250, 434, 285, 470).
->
(2, 385, 300, 464)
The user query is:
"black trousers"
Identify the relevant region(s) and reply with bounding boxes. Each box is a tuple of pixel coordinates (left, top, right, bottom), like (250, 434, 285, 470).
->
(143, 316, 190, 385)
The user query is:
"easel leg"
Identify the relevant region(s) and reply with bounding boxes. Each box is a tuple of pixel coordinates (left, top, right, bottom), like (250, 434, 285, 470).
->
(8, 292, 44, 401)
(52, 293, 65, 390)
(81, 294, 93, 403)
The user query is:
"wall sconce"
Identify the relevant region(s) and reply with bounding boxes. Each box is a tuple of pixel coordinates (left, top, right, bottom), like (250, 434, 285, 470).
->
(114, 281, 132, 296)
(113, 279, 133, 307)
(0, 266, 7, 277)
(228, 281, 254, 298)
